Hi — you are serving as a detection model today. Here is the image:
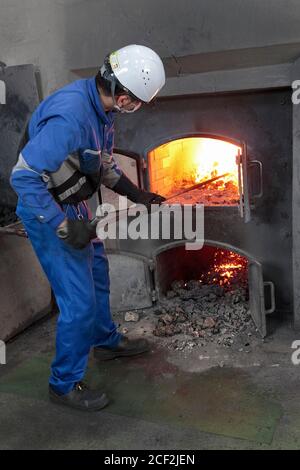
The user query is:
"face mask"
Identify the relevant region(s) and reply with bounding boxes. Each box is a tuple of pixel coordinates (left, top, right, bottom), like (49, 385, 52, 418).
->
(113, 101, 142, 114)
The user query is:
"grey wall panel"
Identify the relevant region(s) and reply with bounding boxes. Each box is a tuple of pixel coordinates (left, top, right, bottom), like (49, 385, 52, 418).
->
(0, 224, 51, 341)
(0, 64, 39, 206)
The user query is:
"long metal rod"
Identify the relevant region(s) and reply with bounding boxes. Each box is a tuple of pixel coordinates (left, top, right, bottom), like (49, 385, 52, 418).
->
(165, 172, 230, 201)
(91, 173, 232, 228)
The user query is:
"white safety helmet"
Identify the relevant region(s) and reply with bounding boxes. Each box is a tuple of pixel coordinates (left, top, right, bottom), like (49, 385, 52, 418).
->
(100, 44, 166, 103)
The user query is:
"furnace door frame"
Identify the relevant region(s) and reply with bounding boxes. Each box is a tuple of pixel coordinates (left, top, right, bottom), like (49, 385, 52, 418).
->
(143, 132, 251, 223)
(113, 148, 144, 189)
(151, 239, 275, 337)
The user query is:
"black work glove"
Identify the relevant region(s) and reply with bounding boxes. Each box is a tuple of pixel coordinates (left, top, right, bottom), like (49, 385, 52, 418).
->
(134, 191, 166, 209)
(113, 173, 166, 210)
(56, 219, 97, 249)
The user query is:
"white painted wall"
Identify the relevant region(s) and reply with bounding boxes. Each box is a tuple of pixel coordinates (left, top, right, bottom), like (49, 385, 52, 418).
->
(0, 0, 70, 94)
(1, 0, 300, 96)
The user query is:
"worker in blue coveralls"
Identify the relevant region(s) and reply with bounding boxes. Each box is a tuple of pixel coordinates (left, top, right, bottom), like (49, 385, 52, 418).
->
(10, 45, 166, 411)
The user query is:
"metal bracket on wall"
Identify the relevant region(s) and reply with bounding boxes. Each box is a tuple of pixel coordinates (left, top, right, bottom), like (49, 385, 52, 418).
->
(249, 159, 264, 200)
(264, 281, 276, 314)
(147, 258, 158, 303)
(236, 149, 244, 219)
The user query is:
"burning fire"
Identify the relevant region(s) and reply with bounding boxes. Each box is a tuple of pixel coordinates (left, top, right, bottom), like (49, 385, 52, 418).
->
(149, 137, 241, 204)
(192, 138, 240, 187)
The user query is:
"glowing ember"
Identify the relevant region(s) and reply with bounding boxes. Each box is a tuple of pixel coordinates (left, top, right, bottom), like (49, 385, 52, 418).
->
(199, 251, 248, 289)
(148, 137, 241, 205)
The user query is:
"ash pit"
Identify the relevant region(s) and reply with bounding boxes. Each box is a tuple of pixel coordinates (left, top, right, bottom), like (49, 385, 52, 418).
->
(153, 245, 257, 350)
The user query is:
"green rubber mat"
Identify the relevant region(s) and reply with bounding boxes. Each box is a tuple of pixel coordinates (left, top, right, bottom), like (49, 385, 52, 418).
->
(0, 350, 282, 444)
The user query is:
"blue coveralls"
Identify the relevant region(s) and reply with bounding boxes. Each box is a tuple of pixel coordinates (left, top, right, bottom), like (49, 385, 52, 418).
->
(10, 78, 122, 395)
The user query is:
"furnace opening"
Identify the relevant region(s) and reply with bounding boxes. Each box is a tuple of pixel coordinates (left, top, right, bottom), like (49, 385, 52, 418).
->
(153, 245, 253, 345)
(156, 244, 248, 294)
(148, 137, 241, 205)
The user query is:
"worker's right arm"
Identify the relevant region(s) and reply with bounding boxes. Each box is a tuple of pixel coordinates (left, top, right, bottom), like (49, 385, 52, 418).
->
(10, 115, 82, 230)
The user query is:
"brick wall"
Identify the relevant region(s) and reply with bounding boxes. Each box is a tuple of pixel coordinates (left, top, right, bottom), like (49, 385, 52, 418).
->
(149, 141, 184, 196)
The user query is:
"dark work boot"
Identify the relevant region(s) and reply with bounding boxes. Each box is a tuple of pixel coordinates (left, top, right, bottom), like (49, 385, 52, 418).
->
(94, 336, 150, 361)
(49, 381, 109, 411)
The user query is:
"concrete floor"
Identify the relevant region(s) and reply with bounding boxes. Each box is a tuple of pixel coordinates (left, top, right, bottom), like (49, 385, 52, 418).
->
(0, 310, 300, 450)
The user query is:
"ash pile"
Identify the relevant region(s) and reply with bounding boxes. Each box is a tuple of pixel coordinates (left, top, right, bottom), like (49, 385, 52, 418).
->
(153, 279, 256, 351)
(0, 205, 18, 227)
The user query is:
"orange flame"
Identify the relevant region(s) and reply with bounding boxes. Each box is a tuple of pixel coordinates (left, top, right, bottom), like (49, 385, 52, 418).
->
(192, 139, 240, 187)
(148, 137, 241, 201)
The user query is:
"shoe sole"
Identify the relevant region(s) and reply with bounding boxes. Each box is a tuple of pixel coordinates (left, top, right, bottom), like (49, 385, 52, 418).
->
(49, 391, 110, 412)
(94, 346, 150, 361)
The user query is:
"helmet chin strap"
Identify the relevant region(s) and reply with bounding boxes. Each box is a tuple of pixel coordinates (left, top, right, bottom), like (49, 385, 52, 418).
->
(100, 62, 141, 113)
(100, 63, 120, 112)
(109, 77, 128, 113)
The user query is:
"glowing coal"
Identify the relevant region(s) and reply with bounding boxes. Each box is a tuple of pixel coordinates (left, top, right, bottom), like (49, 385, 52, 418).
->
(149, 137, 241, 205)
